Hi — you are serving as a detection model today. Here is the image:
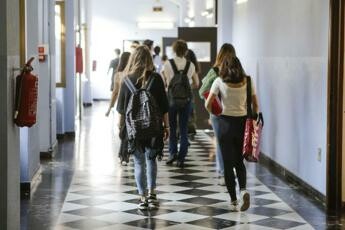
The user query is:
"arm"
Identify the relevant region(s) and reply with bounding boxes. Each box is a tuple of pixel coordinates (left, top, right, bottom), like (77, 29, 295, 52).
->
(192, 72, 200, 89)
(118, 114, 125, 128)
(161, 70, 168, 89)
(252, 94, 259, 114)
(205, 93, 217, 113)
(162, 112, 169, 141)
(105, 73, 121, 116)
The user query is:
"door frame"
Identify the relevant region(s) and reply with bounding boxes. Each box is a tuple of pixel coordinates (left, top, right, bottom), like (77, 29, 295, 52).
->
(327, 0, 345, 216)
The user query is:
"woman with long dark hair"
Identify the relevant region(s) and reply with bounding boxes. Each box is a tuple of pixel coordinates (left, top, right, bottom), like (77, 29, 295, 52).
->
(205, 55, 259, 212)
(116, 46, 170, 210)
(199, 43, 236, 185)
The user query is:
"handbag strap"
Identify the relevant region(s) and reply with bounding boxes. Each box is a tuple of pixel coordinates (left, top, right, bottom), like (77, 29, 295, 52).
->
(246, 76, 253, 117)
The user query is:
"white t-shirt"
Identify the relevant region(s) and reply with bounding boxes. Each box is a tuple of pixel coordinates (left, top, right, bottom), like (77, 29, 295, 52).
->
(210, 77, 256, 117)
(153, 55, 162, 73)
(163, 56, 195, 86)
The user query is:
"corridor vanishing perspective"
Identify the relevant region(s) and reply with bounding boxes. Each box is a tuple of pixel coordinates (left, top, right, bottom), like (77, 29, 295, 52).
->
(31, 102, 323, 230)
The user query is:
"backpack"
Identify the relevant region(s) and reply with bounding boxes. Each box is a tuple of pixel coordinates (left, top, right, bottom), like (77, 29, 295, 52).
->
(124, 76, 161, 141)
(168, 59, 192, 108)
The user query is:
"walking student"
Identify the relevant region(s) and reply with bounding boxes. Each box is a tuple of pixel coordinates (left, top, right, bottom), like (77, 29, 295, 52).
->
(105, 52, 131, 117)
(107, 48, 121, 91)
(116, 45, 170, 210)
(199, 43, 236, 185)
(205, 55, 259, 212)
(162, 39, 199, 168)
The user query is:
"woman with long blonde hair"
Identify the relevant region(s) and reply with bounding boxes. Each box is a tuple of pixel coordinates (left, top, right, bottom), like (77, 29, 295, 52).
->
(116, 45, 170, 210)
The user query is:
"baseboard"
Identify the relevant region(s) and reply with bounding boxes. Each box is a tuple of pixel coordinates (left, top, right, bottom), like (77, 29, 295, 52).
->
(83, 102, 92, 107)
(57, 132, 76, 140)
(259, 153, 326, 205)
(40, 140, 58, 159)
(93, 98, 110, 101)
(21, 166, 42, 199)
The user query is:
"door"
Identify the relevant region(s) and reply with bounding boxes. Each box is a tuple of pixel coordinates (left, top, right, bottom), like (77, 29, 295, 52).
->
(178, 27, 218, 129)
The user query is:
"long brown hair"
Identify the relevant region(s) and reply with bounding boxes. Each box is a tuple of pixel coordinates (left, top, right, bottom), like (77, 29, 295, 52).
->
(214, 43, 236, 75)
(221, 57, 246, 83)
(117, 52, 131, 72)
(124, 45, 154, 86)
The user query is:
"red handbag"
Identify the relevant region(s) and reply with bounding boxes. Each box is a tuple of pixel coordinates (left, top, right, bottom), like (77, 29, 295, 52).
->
(242, 77, 264, 162)
(203, 91, 222, 116)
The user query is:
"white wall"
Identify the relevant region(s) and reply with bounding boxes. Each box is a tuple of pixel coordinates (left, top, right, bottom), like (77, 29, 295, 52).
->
(231, 0, 329, 194)
(56, 0, 76, 134)
(88, 0, 181, 99)
(38, 0, 57, 151)
(0, 0, 20, 228)
(20, 0, 42, 184)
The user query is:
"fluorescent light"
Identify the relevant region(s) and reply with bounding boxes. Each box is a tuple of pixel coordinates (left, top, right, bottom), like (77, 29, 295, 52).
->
(137, 21, 174, 30)
(206, 13, 214, 18)
(201, 11, 209, 16)
(236, 0, 248, 4)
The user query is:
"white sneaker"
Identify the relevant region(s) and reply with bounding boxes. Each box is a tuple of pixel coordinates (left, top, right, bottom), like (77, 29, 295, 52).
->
(229, 200, 239, 212)
(240, 190, 250, 211)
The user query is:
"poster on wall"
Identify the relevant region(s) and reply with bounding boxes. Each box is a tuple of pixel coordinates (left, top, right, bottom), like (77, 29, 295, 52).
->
(187, 42, 211, 62)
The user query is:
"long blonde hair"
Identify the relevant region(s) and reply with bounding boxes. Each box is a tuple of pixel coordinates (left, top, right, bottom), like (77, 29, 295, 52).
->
(214, 43, 236, 76)
(124, 45, 155, 86)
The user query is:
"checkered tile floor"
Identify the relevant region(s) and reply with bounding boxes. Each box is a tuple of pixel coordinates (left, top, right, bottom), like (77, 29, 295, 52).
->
(55, 132, 314, 230)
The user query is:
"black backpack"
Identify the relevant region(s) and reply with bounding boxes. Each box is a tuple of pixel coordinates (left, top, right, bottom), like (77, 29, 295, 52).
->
(124, 76, 161, 141)
(168, 59, 192, 108)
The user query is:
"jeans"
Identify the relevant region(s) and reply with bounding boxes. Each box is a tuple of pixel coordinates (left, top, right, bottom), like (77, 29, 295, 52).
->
(133, 147, 157, 195)
(169, 101, 192, 161)
(210, 115, 224, 176)
(216, 115, 247, 202)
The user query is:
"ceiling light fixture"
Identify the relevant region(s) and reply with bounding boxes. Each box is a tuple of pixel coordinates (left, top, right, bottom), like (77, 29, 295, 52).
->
(201, 9, 213, 18)
(236, 0, 248, 4)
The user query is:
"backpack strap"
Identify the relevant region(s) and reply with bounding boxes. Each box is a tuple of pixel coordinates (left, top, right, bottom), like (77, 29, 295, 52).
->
(144, 75, 155, 90)
(183, 61, 191, 75)
(124, 77, 137, 94)
(246, 76, 253, 117)
(213, 67, 219, 75)
(169, 59, 179, 74)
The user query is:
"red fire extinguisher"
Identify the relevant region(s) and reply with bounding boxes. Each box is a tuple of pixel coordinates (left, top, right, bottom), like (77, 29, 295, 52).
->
(14, 57, 38, 127)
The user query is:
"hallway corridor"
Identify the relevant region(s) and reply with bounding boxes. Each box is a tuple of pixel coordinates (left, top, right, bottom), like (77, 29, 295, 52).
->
(21, 102, 329, 230)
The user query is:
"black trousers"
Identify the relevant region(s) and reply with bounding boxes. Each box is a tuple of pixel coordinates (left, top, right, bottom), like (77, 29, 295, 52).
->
(217, 115, 247, 202)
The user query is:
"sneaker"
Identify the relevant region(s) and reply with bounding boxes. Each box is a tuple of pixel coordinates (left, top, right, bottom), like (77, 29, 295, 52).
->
(176, 160, 184, 168)
(218, 176, 225, 186)
(137, 197, 148, 210)
(166, 154, 177, 165)
(147, 194, 159, 209)
(240, 190, 250, 211)
(229, 200, 239, 212)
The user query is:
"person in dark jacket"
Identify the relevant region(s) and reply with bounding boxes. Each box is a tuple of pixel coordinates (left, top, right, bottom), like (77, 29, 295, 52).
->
(117, 45, 170, 210)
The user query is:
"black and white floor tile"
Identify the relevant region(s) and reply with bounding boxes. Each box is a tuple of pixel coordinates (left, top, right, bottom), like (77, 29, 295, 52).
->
(55, 132, 314, 230)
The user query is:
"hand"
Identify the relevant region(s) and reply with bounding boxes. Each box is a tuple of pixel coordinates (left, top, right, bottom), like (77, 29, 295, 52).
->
(105, 109, 111, 117)
(163, 127, 170, 141)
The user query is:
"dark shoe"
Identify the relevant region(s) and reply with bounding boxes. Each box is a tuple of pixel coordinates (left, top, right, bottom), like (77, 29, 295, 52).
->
(147, 194, 159, 209)
(176, 160, 184, 168)
(166, 154, 177, 165)
(137, 198, 148, 210)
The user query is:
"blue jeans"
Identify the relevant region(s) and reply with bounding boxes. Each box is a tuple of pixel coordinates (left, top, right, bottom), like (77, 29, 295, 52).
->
(133, 148, 157, 195)
(211, 114, 224, 176)
(169, 102, 192, 161)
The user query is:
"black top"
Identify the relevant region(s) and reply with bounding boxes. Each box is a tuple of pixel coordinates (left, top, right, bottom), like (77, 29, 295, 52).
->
(117, 72, 169, 115)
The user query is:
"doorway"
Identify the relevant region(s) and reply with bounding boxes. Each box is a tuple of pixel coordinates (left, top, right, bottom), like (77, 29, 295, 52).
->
(328, 0, 345, 216)
(178, 27, 217, 129)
